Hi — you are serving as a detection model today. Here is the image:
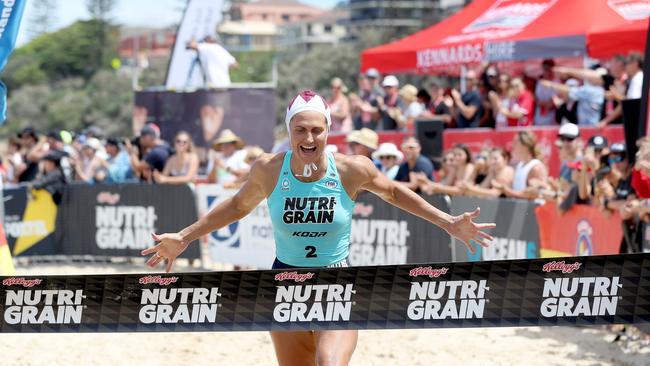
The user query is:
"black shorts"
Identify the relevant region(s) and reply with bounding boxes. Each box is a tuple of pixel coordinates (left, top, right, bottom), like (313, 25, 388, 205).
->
(271, 258, 348, 269)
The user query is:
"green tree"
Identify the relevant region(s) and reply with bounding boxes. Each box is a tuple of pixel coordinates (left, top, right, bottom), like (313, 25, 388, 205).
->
(4, 20, 120, 90)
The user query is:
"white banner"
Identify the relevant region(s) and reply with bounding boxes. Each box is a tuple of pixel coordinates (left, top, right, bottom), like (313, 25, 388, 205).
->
(196, 185, 275, 268)
(165, 0, 226, 90)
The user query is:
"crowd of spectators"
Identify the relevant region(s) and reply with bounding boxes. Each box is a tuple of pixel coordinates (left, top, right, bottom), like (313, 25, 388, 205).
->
(339, 52, 644, 132)
(1, 51, 646, 252)
(0, 123, 265, 200)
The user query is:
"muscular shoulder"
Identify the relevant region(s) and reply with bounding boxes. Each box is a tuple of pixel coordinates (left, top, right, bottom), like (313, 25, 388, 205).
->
(334, 153, 377, 183)
(248, 152, 285, 192)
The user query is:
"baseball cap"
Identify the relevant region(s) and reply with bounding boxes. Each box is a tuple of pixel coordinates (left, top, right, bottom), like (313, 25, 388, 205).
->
(365, 68, 380, 79)
(610, 142, 626, 154)
(382, 75, 399, 87)
(587, 135, 608, 150)
(558, 123, 579, 139)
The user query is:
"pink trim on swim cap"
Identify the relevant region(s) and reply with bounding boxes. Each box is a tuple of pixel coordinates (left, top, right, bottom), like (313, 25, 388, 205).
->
(285, 90, 331, 131)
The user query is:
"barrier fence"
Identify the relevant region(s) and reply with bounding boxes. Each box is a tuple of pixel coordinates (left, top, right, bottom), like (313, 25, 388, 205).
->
(1, 253, 648, 332)
(2, 183, 636, 266)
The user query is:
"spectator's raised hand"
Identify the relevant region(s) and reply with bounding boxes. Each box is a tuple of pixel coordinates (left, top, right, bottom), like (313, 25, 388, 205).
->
(450, 89, 461, 102)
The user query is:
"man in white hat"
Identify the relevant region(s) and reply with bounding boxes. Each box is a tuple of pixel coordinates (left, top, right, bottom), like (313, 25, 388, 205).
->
(376, 75, 405, 130)
(372, 143, 403, 180)
(207, 129, 249, 185)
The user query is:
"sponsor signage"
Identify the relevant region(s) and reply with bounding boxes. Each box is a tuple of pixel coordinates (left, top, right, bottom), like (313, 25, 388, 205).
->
(58, 184, 200, 259)
(0, 253, 647, 332)
(450, 196, 539, 262)
(348, 193, 452, 266)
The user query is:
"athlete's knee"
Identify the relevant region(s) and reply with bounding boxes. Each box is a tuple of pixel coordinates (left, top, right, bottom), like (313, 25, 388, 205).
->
(316, 348, 348, 366)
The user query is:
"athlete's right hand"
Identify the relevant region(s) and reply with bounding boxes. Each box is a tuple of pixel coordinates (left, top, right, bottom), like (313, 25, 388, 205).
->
(141, 232, 189, 273)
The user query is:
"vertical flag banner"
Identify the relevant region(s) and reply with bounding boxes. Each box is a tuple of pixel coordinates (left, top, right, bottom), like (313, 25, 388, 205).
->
(164, 0, 226, 90)
(0, 0, 26, 123)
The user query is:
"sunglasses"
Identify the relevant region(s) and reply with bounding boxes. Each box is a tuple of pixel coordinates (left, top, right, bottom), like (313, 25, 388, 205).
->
(609, 155, 625, 164)
(379, 156, 395, 160)
(559, 136, 576, 142)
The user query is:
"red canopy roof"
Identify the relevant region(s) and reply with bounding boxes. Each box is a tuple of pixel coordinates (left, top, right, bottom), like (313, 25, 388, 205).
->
(361, 0, 649, 74)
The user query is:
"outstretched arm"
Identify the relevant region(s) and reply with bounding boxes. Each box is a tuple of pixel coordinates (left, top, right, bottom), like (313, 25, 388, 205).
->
(350, 156, 495, 253)
(141, 154, 276, 271)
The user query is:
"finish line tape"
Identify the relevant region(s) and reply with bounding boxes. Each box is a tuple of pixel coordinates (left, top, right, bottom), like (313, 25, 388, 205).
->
(1, 253, 649, 333)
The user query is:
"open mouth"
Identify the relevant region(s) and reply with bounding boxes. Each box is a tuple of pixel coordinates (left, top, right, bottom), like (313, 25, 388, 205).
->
(300, 145, 317, 154)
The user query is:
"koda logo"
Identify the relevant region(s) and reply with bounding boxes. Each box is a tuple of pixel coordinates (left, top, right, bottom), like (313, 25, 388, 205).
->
(207, 195, 240, 248)
(575, 220, 593, 256)
(292, 231, 326, 238)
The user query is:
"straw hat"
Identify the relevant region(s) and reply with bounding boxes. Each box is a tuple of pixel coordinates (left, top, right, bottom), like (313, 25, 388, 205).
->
(346, 128, 378, 150)
(371, 142, 403, 161)
(398, 84, 418, 102)
(212, 129, 245, 150)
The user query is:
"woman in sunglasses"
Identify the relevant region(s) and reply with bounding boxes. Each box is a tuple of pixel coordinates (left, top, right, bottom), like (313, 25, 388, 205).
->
(154, 131, 199, 185)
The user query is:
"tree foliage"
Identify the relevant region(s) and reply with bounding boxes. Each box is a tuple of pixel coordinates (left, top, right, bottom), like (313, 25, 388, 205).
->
(4, 20, 119, 90)
(2, 18, 128, 138)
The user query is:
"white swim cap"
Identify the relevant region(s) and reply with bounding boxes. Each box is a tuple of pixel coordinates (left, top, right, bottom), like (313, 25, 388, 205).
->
(285, 90, 331, 132)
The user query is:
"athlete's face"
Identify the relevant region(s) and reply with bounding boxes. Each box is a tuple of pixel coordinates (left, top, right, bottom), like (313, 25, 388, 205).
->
(290, 111, 328, 163)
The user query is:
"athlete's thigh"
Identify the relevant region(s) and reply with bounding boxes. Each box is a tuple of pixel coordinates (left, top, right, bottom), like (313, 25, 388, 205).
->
(314, 329, 358, 366)
(269, 331, 317, 366)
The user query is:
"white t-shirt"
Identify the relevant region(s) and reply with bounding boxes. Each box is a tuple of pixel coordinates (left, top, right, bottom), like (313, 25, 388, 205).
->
(404, 101, 424, 119)
(197, 43, 237, 87)
(627, 71, 644, 99)
(207, 149, 249, 184)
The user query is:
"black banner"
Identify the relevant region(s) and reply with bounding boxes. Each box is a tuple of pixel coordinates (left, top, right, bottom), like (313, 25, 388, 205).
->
(133, 88, 276, 150)
(0, 253, 648, 333)
(450, 196, 540, 262)
(3, 187, 59, 256)
(348, 192, 451, 266)
(57, 183, 200, 259)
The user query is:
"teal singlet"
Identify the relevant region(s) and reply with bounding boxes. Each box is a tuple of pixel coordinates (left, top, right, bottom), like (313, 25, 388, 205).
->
(267, 151, 355, 266)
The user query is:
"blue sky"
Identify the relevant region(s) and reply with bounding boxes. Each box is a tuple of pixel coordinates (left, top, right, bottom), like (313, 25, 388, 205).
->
(16, 0, 338, 46)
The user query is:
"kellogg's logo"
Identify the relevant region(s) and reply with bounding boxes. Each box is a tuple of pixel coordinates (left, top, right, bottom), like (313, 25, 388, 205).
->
(464, 0, 557, 33)
(353, 203, 374, 217)
(409, 266, 449, 278)
(139, 275, 179, 286)
(274, 271, 315, 283)
(542, 261, 582, 274)
(97, 192, 120, 205)
(2, 277, 43, 287)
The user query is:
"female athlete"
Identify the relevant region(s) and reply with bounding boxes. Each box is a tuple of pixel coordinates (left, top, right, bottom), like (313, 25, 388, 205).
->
(142, 90, 495, 366)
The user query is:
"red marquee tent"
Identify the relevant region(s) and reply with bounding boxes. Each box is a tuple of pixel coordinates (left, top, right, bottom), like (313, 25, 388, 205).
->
(361, 0, 649, 74)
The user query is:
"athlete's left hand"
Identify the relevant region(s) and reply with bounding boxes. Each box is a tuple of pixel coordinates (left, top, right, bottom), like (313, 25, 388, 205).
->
(446, 207, 495, 254)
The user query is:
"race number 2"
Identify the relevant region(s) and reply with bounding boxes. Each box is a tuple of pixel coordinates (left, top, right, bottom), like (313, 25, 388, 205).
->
(305, 245, 318, 258)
